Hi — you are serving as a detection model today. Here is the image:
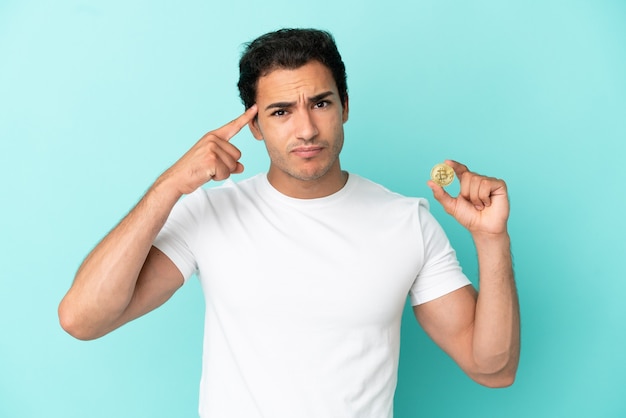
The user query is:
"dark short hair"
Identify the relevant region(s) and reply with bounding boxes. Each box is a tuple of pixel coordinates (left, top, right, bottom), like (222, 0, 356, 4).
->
(237, 28, 348, 109)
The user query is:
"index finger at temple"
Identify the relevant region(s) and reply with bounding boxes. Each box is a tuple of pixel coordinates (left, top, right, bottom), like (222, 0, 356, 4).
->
(216, 105, 258, 141)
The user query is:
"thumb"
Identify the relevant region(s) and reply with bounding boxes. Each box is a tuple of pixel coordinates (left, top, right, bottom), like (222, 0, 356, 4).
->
(427, 180, 456, 215)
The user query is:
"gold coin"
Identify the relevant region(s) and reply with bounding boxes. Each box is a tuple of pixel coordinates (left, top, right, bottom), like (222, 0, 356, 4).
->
(430, 163, 455, 187)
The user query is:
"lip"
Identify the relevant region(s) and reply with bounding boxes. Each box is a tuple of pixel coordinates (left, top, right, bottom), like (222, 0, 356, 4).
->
(291, 146, 324, 159)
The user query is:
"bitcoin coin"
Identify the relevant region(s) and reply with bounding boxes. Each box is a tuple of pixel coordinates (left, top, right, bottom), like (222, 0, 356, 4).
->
(430, 163, 455, 187)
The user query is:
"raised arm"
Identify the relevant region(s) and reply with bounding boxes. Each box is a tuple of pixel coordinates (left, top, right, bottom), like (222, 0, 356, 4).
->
(413, 160, 520, 387)
(58, 106, 258, 340)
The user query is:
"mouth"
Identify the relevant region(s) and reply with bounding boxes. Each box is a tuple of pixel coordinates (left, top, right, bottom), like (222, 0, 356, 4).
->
(290, 145, 324, 159)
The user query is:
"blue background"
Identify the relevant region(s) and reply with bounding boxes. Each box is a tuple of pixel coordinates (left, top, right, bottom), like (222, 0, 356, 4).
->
(1, 0, 625, 417)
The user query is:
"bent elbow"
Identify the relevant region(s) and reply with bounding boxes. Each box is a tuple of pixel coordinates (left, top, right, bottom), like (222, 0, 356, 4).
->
(471, 357, 519, 388)
(497, 372, 516, 388)
(58, 299, 100, 341)
(477, 371, 516, 388)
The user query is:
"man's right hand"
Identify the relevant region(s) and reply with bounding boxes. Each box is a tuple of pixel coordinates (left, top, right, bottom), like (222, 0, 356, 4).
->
(158, 104, 258, 195)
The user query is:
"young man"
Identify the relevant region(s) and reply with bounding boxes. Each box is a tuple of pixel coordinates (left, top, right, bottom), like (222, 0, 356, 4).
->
(59, 29, 519, 417)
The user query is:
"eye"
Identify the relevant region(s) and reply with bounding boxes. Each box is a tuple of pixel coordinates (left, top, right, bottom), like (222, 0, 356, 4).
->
(271, 109, 287, 117)
(314, 100, 330, 109)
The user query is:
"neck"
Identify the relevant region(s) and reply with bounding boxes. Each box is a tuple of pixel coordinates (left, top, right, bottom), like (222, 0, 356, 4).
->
(267, 164, 348, 199)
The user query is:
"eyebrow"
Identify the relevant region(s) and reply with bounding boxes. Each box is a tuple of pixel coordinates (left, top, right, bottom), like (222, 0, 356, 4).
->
(264, 91, 334, 111)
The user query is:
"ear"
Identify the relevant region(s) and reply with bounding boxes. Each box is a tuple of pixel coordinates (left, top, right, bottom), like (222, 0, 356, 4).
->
(342, 95, 350, 123)
(248, 117, 264, 141)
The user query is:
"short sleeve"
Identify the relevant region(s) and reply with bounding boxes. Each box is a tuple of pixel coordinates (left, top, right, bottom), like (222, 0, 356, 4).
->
(409, 200, 471, 305)
(153, 189, 204, 282)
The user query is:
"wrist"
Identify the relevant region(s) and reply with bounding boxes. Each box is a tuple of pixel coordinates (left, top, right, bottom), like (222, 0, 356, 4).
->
(149, 174, 185, 208)
(472, 231, 511, 250)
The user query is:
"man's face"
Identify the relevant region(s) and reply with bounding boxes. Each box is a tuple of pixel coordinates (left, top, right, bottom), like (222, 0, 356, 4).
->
(249, 60, 349, 197)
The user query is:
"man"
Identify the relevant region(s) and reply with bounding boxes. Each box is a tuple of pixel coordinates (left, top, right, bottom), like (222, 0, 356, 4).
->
(59, 28, 519, 417)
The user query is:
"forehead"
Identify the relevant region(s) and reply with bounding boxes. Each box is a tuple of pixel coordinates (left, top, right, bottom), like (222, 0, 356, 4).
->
(256, 61, 338, 102)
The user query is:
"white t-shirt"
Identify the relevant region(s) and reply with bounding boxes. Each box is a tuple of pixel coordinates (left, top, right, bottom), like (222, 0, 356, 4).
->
(154, 173, 470, 418)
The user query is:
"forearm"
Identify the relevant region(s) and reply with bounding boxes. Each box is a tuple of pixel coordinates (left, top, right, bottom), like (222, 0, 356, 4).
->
(59, 178, 182, 339)
(471, 232, 520, 382)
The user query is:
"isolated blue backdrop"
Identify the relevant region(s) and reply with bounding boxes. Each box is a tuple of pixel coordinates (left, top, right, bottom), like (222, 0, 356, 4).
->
(1, 0, 625, 417)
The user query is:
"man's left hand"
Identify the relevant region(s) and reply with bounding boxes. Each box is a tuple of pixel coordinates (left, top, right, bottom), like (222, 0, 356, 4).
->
(427, 160, 509, 237)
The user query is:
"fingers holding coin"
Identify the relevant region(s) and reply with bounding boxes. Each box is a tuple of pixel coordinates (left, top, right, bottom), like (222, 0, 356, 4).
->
(428, 160, 510, 234)
(446, 160, 505, 211)
(429, 160, 501, 208)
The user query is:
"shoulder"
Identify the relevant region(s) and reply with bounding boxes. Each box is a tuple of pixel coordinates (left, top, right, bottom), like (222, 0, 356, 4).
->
(348, 173, 430, 211)
(171, 174, 265, 219)
(187, 174, 264, 201)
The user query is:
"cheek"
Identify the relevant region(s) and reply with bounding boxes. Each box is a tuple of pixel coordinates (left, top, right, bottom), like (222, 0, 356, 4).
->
(257, 118, 287, 141)
(259, 127, 286, 157)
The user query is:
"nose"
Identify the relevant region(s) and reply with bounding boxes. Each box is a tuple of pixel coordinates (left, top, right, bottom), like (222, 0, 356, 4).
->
(293, 108, 319, 141)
